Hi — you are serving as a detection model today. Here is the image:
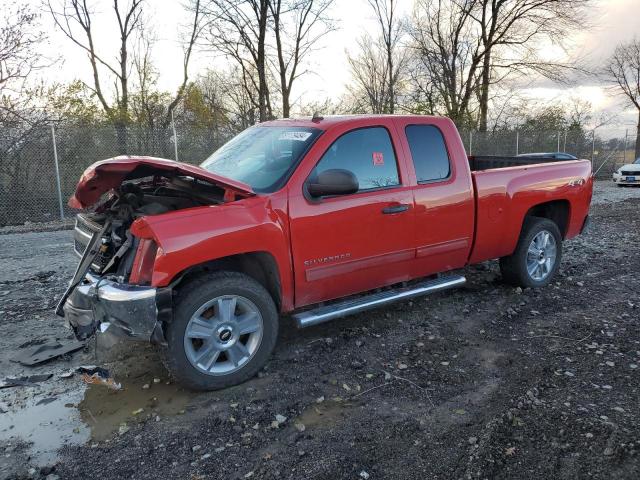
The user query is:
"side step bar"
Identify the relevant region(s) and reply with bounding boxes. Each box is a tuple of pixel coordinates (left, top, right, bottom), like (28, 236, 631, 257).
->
(293, 274, 466, 328)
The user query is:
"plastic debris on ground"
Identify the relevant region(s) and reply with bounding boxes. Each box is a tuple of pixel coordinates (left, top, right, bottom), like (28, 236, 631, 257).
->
(0, 374, 53, 388)
(77, 366, 122, 391)
(11, 340, 85, 366)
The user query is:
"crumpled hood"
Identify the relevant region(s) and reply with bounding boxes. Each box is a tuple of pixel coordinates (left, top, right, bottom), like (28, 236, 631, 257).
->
(69, 156, 254, 209)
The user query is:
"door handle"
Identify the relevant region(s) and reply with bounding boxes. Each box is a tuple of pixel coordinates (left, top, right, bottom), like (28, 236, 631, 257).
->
(382, 204, 410, 214)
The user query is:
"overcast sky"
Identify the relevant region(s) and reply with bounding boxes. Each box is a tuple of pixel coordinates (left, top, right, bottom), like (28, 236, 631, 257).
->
(36, 0, 640, 137)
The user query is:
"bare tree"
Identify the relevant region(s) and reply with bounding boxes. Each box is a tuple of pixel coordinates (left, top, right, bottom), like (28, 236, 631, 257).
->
(0, 6, 47, 117)
(347, 34, 391, 114)
(469, 0, 591, 131)
(406, 0, 590, 129)
(190, 67, 259, 131)
(0, 7, 55, 226)
(269, 0, 335, 117)
(47, 0, 202, 151)
(165, 0, 203, 128)
(408, 0, 482, 125)
(606, 38, 640, 159)
(199, 0, 272, 122)
(347, 0, 405, 114)
(366, 0, 403, 113)
(131, 30, 162, 129)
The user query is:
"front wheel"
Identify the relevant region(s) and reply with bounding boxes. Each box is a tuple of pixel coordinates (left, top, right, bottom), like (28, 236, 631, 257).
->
(499, 217, 563, 288)
(161, 271, 279, 391)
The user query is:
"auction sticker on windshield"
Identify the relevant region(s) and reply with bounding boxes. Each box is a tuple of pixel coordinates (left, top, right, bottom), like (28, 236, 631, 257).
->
(279, 131, 313, 141)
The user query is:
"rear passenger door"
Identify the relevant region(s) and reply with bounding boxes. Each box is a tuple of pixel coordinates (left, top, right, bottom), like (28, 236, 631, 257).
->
(288, 124, 415, 307)
(396, 120, 475, 277)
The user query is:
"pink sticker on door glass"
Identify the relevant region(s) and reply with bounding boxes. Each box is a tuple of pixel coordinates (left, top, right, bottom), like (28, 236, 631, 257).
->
(372, 152, 384, 166)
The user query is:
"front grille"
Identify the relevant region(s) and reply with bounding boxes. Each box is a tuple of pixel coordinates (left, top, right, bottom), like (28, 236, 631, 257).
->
(74, 214, 109, 272)
(74, 238, 85, 255)
(621, 171, 639, 176)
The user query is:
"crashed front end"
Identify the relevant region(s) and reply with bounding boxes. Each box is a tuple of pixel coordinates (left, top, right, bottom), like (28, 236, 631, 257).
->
(57, 210, 172, 344)
(62, 271, 169, 343)
(56, 155, 254, 344)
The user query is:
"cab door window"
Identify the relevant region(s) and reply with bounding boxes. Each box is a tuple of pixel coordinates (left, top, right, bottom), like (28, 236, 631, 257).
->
(405, 125, 451, 183)
(313, 127, 400, 191)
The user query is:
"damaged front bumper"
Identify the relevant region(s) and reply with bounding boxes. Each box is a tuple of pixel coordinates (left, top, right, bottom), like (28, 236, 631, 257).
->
(61, 273, 170, 344)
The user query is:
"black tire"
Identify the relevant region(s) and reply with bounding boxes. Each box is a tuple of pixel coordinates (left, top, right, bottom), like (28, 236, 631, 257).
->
(160, 271, 278, 391)
(499, 217, 563, 288)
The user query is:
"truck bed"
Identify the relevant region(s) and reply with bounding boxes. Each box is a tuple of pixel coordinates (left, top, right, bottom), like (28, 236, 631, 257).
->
(468, 155, 564, 171)
(468, 159, 593, 265)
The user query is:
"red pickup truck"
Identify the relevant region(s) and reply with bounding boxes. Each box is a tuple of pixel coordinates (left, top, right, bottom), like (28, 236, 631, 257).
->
(58, 115, 592, 390)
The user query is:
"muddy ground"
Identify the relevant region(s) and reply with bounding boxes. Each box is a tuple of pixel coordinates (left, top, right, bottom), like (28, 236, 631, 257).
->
(1, 181, 639, 480)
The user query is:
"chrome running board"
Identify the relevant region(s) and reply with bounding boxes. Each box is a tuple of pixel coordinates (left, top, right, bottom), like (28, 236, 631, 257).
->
(293, 275, 466, 328)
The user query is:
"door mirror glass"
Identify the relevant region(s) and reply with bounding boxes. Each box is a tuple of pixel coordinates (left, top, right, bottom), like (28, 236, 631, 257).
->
(306, 168, 359, 198)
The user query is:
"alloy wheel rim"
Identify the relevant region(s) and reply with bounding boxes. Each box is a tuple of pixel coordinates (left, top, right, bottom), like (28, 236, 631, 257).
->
(184, 295, 263, 376)
(526, 230, 557, 281)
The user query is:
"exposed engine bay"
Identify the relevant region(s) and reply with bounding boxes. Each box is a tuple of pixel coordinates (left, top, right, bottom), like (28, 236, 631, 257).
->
(73, 175, 226, 280)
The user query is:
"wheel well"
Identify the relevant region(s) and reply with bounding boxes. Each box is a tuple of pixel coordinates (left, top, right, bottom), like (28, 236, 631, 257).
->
(524, 200, 570, 238)
(172, 252, 282, 311)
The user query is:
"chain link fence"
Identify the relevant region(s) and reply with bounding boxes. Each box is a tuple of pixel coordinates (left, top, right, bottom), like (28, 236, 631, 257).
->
(0, 122, 637, 227)
(460, 129, 637, 180)
(0, 123, 228, 226)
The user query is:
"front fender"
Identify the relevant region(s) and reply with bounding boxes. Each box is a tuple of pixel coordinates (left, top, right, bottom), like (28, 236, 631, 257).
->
(134, 194, 294, 310)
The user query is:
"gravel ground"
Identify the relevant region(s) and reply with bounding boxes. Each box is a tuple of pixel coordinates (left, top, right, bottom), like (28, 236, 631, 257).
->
(591, 182, 640, 205)
(1, 181, 639, 480)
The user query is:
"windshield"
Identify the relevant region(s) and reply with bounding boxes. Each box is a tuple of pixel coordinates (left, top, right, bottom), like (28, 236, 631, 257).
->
(635, 158, 640, 164)
(201, 126, 322, 192)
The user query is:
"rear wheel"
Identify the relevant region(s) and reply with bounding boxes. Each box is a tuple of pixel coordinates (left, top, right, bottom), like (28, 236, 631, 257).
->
(161, 271, 278, 391)
(499, 217, 562, 288)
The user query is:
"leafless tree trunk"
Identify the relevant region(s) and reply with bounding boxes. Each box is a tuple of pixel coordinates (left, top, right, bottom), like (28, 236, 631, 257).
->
(347, 35, 391, 114)
(164, 0, 202, 129)
(367, 0, 403, 113)
(200, 0, 272, 122)
(0, 6, 46, 99)
(470, 0, 591, 132)
(270, 0, 334, 118)
(47, 0, 144, 151)
(47, 0, 201, 152)
(347, 0, 406, 115)
(131, 32, 157, 130)
(407, 0, 482, 125)
(606, 39, 640, 159)
(0, 6, 50, 224)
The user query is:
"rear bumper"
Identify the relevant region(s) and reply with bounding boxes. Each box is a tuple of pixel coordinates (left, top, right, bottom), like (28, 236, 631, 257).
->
(62, 273, 169, 343)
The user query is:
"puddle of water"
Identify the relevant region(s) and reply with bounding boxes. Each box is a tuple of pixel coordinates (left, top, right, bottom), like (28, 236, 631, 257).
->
(0, 388, 90, 466)
(79, 377, 192, 441)
(0, 373, 193, 467)
(296, 399, 352, 429)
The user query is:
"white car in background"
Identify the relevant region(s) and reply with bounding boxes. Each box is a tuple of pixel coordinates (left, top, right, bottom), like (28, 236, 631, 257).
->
(613, 158, 640, 186)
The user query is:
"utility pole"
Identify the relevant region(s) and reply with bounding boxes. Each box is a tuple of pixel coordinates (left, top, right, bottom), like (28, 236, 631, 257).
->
(51, 125, 65, 220)
(171, 110, 179, 162)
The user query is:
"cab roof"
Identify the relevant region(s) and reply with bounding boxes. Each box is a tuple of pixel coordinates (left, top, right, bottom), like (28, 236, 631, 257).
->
(260, 114, 444, 131)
